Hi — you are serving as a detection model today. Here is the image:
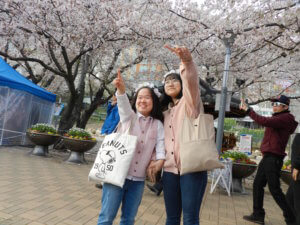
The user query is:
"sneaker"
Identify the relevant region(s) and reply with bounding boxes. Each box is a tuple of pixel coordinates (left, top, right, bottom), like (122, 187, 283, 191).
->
(243, 214, 264, 224)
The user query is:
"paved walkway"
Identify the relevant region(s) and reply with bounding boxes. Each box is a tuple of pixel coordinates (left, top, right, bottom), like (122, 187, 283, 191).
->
(0, 147, 288, 225)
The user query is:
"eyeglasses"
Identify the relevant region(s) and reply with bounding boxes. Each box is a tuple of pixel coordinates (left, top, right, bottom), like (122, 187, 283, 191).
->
(165, 79, 180, 85)
(271, 102, 286, 107)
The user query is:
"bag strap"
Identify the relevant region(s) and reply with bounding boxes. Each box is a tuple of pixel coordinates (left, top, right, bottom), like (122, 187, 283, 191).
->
(116, 114, 137, 135)
(182, 99, 206, 140)
(184, 99, 204, 119)
(112, 123, 120, 133)
(125, 114, 137, 135)
(199, 99, 205, 115)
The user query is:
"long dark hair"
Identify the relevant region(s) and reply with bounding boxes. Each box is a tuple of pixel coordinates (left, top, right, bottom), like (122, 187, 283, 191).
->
(160, 73, 183, 110)
(131, 86, 164, 123)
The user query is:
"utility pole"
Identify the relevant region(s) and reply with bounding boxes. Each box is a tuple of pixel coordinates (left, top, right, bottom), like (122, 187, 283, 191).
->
(216, 33, 236, 155)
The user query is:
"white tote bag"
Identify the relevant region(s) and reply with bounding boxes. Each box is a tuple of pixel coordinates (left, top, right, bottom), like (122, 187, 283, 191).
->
(88, 118, 138, 187)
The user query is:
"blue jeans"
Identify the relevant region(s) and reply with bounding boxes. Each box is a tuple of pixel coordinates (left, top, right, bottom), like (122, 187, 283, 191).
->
(162, 171, 207, 225)
(97, 179, 145, 225)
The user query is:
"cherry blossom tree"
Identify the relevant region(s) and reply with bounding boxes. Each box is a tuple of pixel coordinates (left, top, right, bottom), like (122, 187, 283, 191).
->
(1, 0, 299, 131)
(143, 0, 299, 102)
(0, 0, 148, 131)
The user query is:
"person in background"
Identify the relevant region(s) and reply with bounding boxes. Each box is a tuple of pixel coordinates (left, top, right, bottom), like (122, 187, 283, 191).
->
(100, 94, 120, 135)
(53, 102, 64, 129)
(241, 95, 298, 225)
(286, 133, 300, 225)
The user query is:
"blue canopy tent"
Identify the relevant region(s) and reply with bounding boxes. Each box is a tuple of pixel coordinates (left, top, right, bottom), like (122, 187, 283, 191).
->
(0, 57, 56, 145)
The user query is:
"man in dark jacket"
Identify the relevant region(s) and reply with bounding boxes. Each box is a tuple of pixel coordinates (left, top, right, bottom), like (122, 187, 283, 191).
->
(241, 95, 298, 225)
(286, 133, 300, 225)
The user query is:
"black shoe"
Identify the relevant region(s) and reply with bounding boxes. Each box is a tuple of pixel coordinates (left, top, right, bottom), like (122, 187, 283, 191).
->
(286, 222, 297, 225)
(147, 184, 162, 196)
(243, 214, 264, 224)
(155, 188, 162, 196)
(95, 184, 103, 189)
(285, 219, 297, 225)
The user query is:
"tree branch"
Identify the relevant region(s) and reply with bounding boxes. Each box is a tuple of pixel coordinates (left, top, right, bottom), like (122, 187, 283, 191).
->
(264, 39, 299, 51)
(48, 39, 66, 74)
(0, 51, 65, 76)
(168, 9, 209, 29)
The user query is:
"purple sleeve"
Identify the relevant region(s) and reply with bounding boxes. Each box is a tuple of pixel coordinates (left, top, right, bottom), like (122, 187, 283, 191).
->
(249, 110, 288, 129)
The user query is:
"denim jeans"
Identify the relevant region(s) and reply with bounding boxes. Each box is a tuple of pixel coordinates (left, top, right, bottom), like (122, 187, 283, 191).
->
(162, 171, 207, 225)
(97, 179, 145, 225)
(253, 154, 295, 223)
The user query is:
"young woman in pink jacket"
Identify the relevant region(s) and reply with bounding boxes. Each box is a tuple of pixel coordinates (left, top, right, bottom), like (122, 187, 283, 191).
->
(97, 70, 165, 225)
(160, 45, 207, 225)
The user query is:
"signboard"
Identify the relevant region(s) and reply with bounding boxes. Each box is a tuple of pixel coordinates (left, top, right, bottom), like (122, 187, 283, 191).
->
(215, 93, 231, 112)
(239, 134, 252, 154)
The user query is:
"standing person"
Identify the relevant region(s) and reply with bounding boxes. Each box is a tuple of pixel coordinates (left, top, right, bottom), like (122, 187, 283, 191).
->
(101, 94, 120, 135)
(241, 95, 298, 225)
(286, 133, 300, 225)
(158, 45, 207, 225)
(97, 70, 165, 225)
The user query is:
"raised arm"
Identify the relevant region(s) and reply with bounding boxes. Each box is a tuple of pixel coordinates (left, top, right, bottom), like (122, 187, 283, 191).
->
(164, 45, 201, 117)
(113, 70, 133, 123)
(113, 70, 126, 95)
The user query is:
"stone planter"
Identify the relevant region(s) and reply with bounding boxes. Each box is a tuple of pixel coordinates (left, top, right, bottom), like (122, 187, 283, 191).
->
(280, 170, 292, 185)
(232, 162, 257, 179)
(26, 132, 61, 156)
(232, 162, 257, 193)
(62, 137, 97, 164)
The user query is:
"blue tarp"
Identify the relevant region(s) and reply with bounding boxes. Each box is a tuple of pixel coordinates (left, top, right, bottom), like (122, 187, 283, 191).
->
(0, 57, 56, 102)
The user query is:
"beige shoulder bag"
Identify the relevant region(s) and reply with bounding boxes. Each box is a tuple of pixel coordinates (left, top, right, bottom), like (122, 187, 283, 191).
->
(180, 105, 224, 175)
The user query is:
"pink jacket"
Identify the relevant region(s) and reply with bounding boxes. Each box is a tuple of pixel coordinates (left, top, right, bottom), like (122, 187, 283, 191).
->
(163, 61, 202, 174)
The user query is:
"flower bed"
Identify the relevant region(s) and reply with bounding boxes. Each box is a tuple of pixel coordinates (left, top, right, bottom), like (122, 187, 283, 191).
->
(63, 128, 96, 141)
(28, 123, 58, 135)
(221, 151, 257, 180)
(282, 160, 291, 171)
(221, 151, 256, 165)
(281, 160, 292, 185)
(62, 128, 97, 164)
(27, 123, 60, 156)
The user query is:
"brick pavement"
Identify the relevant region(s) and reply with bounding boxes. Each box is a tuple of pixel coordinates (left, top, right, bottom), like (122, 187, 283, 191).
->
(0, 147, 288, 225)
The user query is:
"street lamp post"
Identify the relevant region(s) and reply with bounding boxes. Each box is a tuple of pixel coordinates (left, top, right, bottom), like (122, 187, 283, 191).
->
(216, 33, 236, 155)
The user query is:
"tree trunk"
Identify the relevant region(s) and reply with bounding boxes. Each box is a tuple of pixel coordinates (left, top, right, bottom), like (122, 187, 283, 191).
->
(58, 56, 89, 133)
(77, 86, 108, 129)
(58, 95, 77, 133)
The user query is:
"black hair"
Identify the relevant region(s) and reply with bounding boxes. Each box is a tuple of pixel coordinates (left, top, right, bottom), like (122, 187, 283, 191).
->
(160, 73, 183, 110)
(131, 86, 164, 123)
